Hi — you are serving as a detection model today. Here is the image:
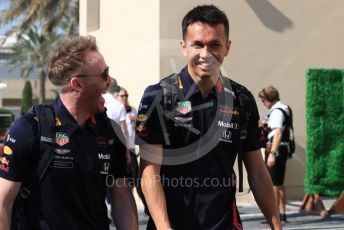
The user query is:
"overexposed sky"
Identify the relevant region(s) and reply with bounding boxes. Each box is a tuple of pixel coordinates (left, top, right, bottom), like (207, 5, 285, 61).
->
(0, 0, 19, 35)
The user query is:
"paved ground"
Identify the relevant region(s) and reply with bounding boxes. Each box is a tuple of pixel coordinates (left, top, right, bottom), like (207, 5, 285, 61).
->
(112, 192, 344, 229)
(238, 198, 344, 230)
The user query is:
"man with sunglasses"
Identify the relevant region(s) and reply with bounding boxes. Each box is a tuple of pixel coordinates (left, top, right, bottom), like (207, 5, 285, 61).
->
(0, 36, 137, 230)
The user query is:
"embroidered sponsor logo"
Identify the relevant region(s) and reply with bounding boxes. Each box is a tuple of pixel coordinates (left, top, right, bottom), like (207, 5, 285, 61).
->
(220, 130, 233, 143)
(55, 132, 69, 146)
(55, 118, 62, 126)
(139, 103, 148, 110)
(174, 117, 192, 123)
(100, 162, 110, 175)
(54, 148, 71, 154)
(96, 138, 107, 146)
(218, 108, 240, 115)
(98, 153, 111, 160)
(6, 134, 16, 144)
(0, 157, 9, 172)
(174, 123, 193, 128)
(136, 125, 148, 137)
(51, 161, 73, 169)
(176, 101, 192, 115)
(3, 146, 13, 155)
(217, 121, 239, 129)
(137, 114, 148, 122)
(223, 130, 232, 139)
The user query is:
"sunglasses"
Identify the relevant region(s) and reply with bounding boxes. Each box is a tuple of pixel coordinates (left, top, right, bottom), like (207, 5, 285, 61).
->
(75, 67, 109, 80)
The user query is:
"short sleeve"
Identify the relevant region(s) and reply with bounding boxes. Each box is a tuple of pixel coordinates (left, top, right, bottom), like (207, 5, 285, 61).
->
(135, 84, 164, 145)
(0, 116, 37, 181)
(119, 103, 127, 122)
(131, 107, 138, 117)
(268, 109, 285, 129)
(243, 91, 261, 152)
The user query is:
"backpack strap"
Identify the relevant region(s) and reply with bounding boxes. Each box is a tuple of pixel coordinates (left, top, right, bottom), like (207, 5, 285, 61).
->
(160, 73, 183, 116)
(273, 107, 295, 156)
(19, 105, 56, 199)
(221, 77, 250, 193)
(159, 73, 183, 145)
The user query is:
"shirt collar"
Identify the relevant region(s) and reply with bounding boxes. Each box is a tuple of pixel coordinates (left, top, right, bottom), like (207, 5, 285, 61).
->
(52, 97, 80, 136)
(179, 66, 223, 99)
(270, 101, 283, 112)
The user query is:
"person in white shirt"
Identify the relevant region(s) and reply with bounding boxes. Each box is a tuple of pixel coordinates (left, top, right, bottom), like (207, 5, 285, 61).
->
(116, 87, 148, 214)
(258, 85, 290, 224)
(103, 78, 130, 164)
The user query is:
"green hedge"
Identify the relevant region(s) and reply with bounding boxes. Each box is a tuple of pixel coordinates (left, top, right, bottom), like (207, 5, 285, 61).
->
(305, 69, 344, 196)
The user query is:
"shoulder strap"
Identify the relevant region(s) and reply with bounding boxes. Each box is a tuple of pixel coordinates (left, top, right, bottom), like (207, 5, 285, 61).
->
(20, 104, 56, 199)
(273, 107, 289, 126)
(160, 73, 182, 114)
(273, 107, 295, 150)
(222, 77, 250, 193)
(159, 73, 182, 145)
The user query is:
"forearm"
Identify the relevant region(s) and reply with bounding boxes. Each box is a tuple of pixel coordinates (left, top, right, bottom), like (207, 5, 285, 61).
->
(249, 168, 281, 229)
(120, 121, 129, 146)
(112, 179, 138, 230)
(0, 205, 11, 230)
(141, 171, 171, 229)
(270, 129, 282, 153)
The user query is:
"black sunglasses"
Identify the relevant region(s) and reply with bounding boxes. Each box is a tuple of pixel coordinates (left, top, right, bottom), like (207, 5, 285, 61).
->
(75, 67, 109, 80)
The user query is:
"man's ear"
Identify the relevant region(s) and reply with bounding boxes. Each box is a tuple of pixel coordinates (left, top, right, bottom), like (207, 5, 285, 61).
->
(70, 77, 82, 92)
(225, 40, 231, 56)
(180, 40, 187, 57)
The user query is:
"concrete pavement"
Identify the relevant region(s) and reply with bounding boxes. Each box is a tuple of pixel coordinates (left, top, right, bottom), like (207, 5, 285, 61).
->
(135, 195, 344, 229)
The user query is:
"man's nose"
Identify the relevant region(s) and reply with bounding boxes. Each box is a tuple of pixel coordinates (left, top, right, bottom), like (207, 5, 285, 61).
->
(200, 47, 211, 58)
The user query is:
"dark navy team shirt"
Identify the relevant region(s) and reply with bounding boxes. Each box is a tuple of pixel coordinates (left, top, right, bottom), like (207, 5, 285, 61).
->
(0, 97, 127, 230)
(136, 66, 261, 230)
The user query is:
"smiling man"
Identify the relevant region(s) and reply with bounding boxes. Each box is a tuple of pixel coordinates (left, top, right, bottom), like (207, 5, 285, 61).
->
(136, 5, 281, 230)
(0, 36, 137, 230)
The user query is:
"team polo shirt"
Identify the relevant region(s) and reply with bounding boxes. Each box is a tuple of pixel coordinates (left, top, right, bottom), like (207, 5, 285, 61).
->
(136, 66, 261, 229)
(0, 98, 127, 230)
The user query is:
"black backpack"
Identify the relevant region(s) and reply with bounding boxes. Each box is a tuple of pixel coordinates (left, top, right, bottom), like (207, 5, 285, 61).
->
(274, 106, 295, 159)
(11, 105, 56, 229)
(159, 73, 251, 192)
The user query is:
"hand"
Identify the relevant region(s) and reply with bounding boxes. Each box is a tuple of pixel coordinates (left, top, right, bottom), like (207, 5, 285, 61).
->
(267, 153, 276, 167)
(128, 113, 136, 122)
(266, 143, 272, 152)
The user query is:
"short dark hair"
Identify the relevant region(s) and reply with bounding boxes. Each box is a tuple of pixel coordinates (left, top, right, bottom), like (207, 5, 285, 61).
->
(182, 5, 229, 39)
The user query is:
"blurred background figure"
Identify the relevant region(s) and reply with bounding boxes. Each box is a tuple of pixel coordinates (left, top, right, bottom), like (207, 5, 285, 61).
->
(116, 87, 148, 214)
(103, 79, 130, 163)
(258, 85, 290, 225)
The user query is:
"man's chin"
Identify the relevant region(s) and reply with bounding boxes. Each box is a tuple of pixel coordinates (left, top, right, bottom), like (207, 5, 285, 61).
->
(197, 69, 219, 79)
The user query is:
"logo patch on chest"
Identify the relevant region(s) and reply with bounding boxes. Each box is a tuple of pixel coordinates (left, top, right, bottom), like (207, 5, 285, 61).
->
(176, 101, 192, 114)
(220, 130, 233, 143)
(55, 132, 69, 146)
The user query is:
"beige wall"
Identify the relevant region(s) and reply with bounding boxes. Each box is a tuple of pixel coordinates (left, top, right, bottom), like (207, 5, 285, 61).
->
(80, 0, 159, 109)
(80, 0, 344, 199)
